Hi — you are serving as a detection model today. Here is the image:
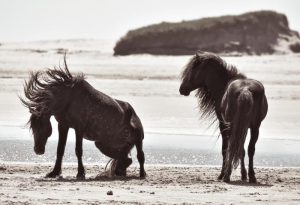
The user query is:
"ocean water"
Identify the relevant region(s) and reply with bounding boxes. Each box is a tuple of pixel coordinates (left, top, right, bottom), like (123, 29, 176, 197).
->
(0, 39, 300, 166)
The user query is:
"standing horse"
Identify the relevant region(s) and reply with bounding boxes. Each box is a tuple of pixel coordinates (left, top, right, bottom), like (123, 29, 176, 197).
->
(179, 51, 268, 183)
(20, 56, 146, 179)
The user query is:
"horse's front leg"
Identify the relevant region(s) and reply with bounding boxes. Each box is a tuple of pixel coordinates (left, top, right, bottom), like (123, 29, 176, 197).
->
(75, 129, 85, 179)
(218, 122, 228, 180)
(46, 123, 69, 178)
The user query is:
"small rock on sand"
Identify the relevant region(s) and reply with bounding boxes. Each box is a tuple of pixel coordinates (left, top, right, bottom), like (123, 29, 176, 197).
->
(0, 165, 6, 171)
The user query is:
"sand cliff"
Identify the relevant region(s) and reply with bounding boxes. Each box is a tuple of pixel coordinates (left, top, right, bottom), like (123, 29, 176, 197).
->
(114, 11, 300, 56)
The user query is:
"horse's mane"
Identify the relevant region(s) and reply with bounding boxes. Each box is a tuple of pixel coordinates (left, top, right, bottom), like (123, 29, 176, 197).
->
(182, 52, 246, 120)
(20, 55, 84, 117)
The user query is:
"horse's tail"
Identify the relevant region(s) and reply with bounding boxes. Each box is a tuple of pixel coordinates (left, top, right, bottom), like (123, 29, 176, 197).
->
(225, 89, 253, 170)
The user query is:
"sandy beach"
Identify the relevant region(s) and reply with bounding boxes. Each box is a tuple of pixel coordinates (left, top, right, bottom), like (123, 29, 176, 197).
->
(0, 164, 299, 204)
(0, 40, 300, 205)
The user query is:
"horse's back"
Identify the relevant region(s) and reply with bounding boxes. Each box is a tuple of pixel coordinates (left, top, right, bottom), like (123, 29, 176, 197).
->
(81, 81, 122, 109)
(66, 80, 128, 140)
(228, 79, 264, 96)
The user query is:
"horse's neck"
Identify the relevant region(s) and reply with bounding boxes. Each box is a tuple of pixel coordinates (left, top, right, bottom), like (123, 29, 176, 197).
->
(51, 86, 73, 115)
(206, 78, 228, 103)
(206, 64, 238, 102)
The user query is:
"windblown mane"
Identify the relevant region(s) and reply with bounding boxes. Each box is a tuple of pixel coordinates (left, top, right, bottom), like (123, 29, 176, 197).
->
(20, 55, 84, 117)
(181, 52, 246, 120)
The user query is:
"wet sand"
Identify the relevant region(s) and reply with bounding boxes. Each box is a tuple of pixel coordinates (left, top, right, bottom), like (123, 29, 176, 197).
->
(0, 164, 300, 204)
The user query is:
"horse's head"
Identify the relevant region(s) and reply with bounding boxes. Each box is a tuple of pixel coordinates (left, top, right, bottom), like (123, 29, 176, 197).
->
(29, 114, 52, 155)
(180, 51, 222, 96)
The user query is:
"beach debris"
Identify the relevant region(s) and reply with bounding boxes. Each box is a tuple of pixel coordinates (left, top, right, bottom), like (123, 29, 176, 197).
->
(0, 165, 7, 171)
(56, 48, 68, 54)
(107, 190, 113, 195)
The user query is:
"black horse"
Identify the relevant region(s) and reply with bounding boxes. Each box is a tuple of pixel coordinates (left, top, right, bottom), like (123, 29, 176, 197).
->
(20, 56, 146, 179)
(179, 51, 268, 183)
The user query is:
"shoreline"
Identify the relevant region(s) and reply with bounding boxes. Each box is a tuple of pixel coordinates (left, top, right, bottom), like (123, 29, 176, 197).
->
(1, 162, 300, 169)
(1, 164, 300, 204)
(1, 138, 300, 167)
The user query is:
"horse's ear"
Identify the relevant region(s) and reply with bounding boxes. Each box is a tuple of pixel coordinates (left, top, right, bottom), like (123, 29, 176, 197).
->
(196, 50, 205, 56)
(195, 50, 205, 61)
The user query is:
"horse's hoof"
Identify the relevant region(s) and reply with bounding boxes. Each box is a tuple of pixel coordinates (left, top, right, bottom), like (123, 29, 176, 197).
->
(76, 175, 85, 180)
(223, 176, 231, 183)
(241, 175, 247, 181)
(76, 172, 85, 180)
(46, 171, 60, 178)
(140, 171, 146, 178)
(217, 174, 224, 180)
(115, 171, 126, 177)
(249, 177, 257, 183)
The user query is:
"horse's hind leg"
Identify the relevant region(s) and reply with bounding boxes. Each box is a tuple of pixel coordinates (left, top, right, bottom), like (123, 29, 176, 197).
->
(136, 140, 146, 178)
(241, 148, 247, 181)
(46, 123, 69, 178)
(248, 125, 260, 183)
(75, 129, 85, 179)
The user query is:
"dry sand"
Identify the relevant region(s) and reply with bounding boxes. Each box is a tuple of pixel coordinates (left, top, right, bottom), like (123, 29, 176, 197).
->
(0, 164, 299, 204)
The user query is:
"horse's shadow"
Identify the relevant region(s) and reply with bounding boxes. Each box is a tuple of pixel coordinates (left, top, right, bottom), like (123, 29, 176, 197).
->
(227, 180, 273, 187)
(36, 175, 145, 183)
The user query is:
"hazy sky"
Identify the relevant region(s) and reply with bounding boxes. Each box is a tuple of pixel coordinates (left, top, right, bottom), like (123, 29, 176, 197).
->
(0, 0, 299, 42)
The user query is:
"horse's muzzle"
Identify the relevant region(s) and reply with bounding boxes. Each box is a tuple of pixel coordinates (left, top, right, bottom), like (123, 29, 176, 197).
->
(34, 146, 45, 155)
(179, 86, 190, 96)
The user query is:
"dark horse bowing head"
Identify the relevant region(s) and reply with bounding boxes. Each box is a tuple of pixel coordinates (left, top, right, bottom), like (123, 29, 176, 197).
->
(20, 56, 146, 179)
(180, 51, 268, 183)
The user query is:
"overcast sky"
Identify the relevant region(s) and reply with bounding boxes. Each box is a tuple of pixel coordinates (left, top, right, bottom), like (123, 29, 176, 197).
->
(0, 0, 299, 42)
